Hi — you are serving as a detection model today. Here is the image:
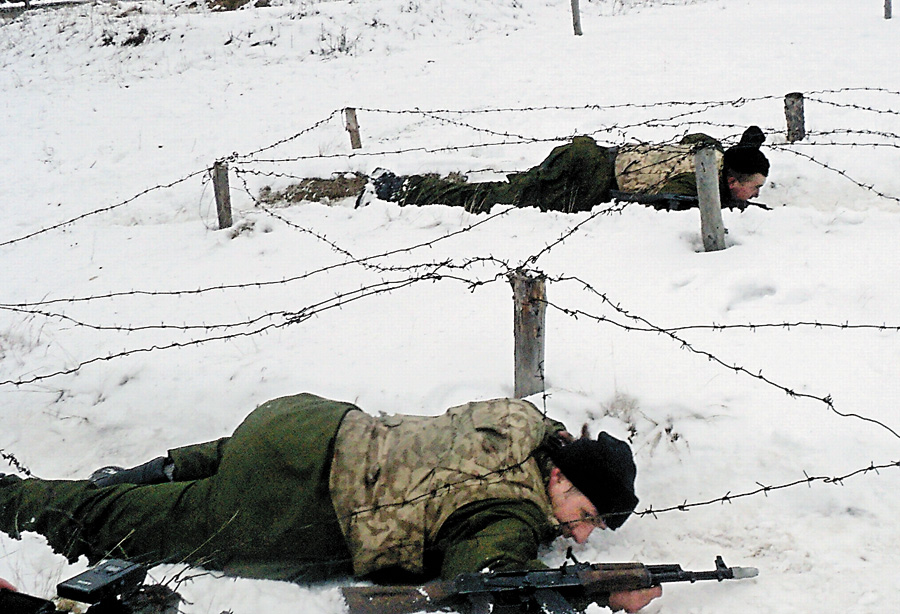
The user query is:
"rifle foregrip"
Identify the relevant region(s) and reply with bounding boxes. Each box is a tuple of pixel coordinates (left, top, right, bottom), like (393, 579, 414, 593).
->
(578, 564, 655, 594)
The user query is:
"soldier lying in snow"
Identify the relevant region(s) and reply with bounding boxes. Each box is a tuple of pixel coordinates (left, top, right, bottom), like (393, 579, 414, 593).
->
(356, 126, 770, 213)
(1, 393, 660, 612)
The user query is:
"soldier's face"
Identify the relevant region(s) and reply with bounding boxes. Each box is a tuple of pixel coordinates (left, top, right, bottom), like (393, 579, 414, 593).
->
(727, 173, 767, 201)
(548, 468, 607, 544)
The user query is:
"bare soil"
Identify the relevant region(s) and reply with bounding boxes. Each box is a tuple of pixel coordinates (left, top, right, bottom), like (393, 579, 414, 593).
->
(258, 173, 367, 206)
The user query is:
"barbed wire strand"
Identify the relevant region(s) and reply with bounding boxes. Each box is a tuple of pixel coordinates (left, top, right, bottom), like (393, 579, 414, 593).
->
(543, 277, 900, 441)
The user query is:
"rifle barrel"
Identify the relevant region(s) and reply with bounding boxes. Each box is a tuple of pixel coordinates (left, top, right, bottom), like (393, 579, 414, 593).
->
(648, 556, 759, 584)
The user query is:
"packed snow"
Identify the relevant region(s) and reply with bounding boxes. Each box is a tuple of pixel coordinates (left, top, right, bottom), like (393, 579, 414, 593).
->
(1, 0, 898, 613)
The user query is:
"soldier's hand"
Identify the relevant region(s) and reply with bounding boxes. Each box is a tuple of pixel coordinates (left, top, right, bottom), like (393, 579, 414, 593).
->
(0, 578, 17, 591)
(609, 586, 662, 612)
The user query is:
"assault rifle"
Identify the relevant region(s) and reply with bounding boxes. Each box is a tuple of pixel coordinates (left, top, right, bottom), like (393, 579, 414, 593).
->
(341, 554, 757, 614)
(609, 189, 770, 211)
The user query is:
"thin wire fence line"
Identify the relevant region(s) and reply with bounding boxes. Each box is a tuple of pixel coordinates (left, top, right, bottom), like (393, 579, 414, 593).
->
(0, 213, 516, 311)
(542, 279, 900, 441)
(0, 266, 503, 388)
(4, 262, 899, 447)
(2, 88, 897, 248)
(0, 168, 210, 249)
(638, 459, 900, 517)
(5, 291, 899, 342)
(2, 446, 896, 581)
(773, 146, 900, 205)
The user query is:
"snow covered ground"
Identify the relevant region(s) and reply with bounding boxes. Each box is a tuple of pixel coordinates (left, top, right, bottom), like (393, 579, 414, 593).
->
(1, 0, 899, 612)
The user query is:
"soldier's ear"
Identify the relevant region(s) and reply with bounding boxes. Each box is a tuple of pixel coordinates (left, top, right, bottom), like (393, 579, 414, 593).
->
(549, 466, 564, 487)
(549, 467, 576, 493)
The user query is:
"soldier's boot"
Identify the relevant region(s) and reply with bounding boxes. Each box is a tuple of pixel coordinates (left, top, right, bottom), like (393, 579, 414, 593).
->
(356, 169, 404, 207)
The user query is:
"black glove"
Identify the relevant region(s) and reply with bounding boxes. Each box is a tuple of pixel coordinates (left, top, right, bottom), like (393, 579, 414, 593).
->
(89, 456, 173, 488)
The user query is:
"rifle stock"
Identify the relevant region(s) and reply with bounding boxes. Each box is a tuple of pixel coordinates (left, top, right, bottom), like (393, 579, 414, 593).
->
(341, 578, 456, 614)
(575, 562, 655, 594)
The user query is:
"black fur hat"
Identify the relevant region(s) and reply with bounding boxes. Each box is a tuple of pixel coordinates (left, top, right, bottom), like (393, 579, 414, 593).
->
(737, 125, 766, 148)
(724, 126, 770, 176)
(547, 431, 639, 530)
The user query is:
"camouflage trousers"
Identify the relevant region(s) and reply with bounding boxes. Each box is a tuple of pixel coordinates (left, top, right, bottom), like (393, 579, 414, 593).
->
(0, 394, 358, 582)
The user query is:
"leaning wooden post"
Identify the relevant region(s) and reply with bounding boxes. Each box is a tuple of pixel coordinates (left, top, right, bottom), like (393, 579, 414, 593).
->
(694, 146, 726, 252)
(886, 0, 892, 19)
(570, 0, 583, 35)
(510, 270, 547, 398)
(212, 160, 233, 230)
(784, 92, 806, 143)
(344, 108, 362, 150)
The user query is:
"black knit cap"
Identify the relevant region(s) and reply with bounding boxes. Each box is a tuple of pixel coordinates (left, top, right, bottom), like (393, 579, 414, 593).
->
(546, 432, 639, 530)
(724, 126, 770, 177)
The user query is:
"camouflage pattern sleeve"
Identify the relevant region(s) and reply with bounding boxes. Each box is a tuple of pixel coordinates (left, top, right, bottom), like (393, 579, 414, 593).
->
(542, 415, 567, 437)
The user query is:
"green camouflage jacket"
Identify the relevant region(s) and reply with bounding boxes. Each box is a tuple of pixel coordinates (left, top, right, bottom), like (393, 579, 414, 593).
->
(615, 134, 724, 195)
(329, 398, 562, 578)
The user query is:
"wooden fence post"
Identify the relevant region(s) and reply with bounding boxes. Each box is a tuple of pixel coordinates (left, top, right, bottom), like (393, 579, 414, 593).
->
(213, 161, 233, 230)
(886, 0, 892, 19)
(694, 146, 726, 252)
(571, 0, 583, 35)
(344, 108, 362, 150)
(784, 92, 806, 143)
(510, 270, 547, 399)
